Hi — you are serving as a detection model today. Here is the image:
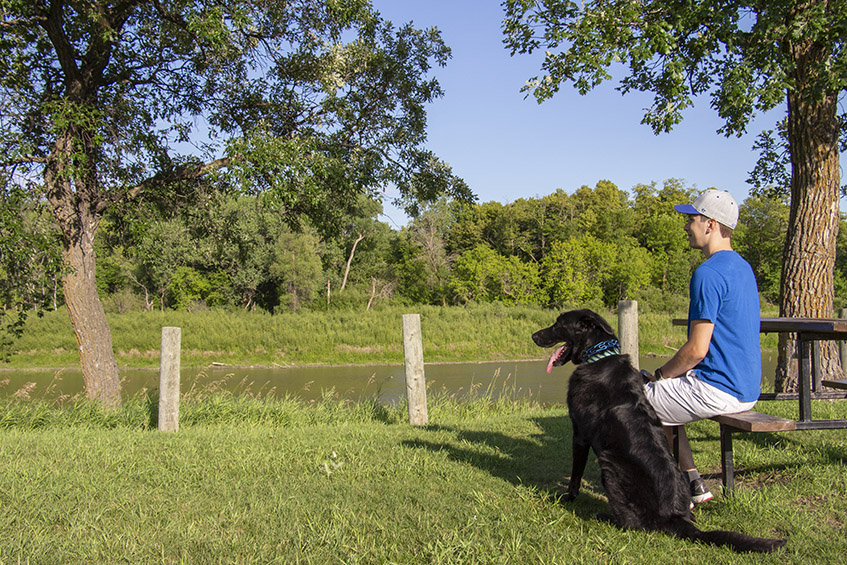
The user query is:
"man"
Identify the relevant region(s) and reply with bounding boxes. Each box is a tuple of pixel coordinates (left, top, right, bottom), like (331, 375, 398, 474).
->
(644, 189, 761, 504)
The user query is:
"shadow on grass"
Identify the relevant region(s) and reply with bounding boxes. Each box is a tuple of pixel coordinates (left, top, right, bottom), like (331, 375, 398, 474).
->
(701, 429, 847, 488)
(401, 415, 609, 521)
(402, 413, 847, 518)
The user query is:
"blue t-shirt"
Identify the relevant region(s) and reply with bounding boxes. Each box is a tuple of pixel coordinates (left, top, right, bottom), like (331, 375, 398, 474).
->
(688, 250, 761, 402)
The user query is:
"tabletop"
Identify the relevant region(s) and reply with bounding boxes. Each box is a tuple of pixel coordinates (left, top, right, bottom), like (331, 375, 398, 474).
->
(758, 317, 847, 336)
(673, 317, 847, 337)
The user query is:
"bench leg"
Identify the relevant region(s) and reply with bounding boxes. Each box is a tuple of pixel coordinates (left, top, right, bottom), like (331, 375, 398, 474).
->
(719, 424, 735, 495)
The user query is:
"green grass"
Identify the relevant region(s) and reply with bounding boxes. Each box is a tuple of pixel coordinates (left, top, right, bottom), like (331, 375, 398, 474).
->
(0, 391, 845, 563)
(4, 302, 731, 369)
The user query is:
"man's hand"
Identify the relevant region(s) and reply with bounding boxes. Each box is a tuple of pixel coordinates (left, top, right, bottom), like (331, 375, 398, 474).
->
(640, 369, 656, 383)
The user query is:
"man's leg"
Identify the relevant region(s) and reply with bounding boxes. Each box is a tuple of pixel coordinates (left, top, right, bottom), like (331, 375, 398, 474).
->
(664, 425, 695, 469)
(664, 424, 713, 504)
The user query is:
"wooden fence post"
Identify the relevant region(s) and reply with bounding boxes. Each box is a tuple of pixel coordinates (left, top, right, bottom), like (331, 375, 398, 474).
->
(402, 313, 428, 426)
(618, 300, 639, 370)
(159, 326, 181, 432)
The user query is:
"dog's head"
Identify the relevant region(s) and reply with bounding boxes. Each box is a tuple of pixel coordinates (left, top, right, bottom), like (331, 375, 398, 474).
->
(532, 309, 617, 372)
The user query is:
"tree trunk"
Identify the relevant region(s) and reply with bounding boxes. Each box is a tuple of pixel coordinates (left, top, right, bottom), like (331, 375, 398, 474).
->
(340, 233, 365, 292)
(775, 36, 842, 392)
(63, 237, 122, 407)
(45, 131, 122, 407)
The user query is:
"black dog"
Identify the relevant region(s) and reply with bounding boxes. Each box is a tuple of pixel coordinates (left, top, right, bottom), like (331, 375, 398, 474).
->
(533, 309, 786, 553)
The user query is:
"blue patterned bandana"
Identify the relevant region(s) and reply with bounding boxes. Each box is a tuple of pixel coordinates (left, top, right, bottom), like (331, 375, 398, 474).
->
(579, 339, 621, 364)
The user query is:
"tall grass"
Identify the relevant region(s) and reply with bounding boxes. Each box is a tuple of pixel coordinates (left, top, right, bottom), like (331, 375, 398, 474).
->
(7, 303, 699, 369)
(0, 366, 545, 431)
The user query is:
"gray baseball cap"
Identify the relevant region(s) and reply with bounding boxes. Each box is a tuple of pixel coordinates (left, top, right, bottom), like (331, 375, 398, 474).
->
(674, 189, 738, 229)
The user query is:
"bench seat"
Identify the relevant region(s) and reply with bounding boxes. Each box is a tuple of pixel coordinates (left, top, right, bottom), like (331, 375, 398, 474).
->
(821, 379, 847, 390)
(708, 410, 796, 495)
(711, 411, 796, 432)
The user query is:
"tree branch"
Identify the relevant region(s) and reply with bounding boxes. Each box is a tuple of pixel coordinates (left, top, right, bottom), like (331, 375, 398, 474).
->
(125, 157, 229, 202)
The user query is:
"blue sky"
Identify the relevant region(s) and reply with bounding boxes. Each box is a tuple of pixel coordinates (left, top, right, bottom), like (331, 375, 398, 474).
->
(371, 0, 788, 227)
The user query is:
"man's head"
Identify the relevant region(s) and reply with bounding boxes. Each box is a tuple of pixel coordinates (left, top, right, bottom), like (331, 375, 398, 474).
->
(674, 189, 737, 254)
(674, 189, 738, 230)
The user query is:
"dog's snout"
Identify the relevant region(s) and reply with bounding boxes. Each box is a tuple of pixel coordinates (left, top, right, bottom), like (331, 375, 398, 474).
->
(531, 329, 543, 345)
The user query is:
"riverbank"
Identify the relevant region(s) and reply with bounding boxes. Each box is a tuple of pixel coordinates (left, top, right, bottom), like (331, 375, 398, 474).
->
(6, 303, 780, 370)
(1, 394, 844, 563)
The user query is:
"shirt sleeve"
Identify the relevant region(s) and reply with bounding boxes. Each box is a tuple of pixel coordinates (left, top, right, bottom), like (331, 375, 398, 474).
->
(689, 265, 725, 323)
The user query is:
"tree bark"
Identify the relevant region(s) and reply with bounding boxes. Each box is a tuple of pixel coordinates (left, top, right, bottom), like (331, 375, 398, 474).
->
(63, 237, 122, 407)
(340, 232, 365, 292)
(775, 34, 842, 392)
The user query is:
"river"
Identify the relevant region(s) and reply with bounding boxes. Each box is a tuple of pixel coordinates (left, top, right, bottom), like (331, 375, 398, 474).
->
(1, 353, 779, 405)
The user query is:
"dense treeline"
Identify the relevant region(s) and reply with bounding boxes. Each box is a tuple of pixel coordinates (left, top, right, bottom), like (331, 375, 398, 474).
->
(5, 177, 845, 321)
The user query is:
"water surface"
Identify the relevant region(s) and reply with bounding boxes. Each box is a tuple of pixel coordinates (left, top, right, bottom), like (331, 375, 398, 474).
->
(2, 355, 777, 405)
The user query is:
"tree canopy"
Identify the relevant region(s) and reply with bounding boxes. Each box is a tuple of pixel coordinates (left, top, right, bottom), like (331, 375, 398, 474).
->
(0, 0, 471, 404)
(503, 0, 847, 391)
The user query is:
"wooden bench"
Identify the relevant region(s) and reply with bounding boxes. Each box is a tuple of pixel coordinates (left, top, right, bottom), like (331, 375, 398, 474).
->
(822, 379, 847, 390)
(673, 410, 796, 495)
(710, 411, 796, 494)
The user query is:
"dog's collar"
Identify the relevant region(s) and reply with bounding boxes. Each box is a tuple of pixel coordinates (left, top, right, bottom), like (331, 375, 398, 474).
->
(579, 339, 621, 364)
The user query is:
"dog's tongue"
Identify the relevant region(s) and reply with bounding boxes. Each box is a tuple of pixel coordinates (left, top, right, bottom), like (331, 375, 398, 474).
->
(546, 345, 566, 374)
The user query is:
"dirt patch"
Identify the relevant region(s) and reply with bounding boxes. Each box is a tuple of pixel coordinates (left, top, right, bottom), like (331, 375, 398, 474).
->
(796, 494, 844, 529)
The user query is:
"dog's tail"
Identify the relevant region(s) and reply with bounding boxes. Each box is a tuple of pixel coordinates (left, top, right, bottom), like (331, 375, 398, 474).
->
(669, 519, 786, 553)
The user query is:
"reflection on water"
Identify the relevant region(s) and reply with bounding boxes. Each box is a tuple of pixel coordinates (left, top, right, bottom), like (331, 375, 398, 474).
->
(0, 354, 778, 405)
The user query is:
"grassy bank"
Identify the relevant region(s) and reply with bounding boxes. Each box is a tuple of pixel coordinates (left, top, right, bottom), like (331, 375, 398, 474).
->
(4, 303, 780, 369)
(0, 391, 845, 563)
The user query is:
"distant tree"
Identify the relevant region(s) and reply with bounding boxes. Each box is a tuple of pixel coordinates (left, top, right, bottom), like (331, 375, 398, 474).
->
(445, 201, 508, 257)
(132, 217, 201, 310)
(390, 236, 429, 304)
(541, 235, 611, 307)
(0, 187, 62, 360)
(203, 196, 280, 311)
(1, 0, 469, 405)
(505, 197, 549, 263)
(399, 200, 456, 304)
(270, 231, 324, 311)
(504, 1, 847, 390)
(538, 189, 580, 254)
(605, 237, 653, 305)
(331, 196, 386, 293)
(836, 217, 847, 310)
(631, 180, 698, 295)
(168, 266, 218, 311)
(570, 180, 634, 242)
(449, 245, 541, 305)
(735, 194, 790, 304)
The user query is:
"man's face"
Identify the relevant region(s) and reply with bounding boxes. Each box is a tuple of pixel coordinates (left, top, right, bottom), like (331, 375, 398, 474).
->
(683, 214, 713, 249)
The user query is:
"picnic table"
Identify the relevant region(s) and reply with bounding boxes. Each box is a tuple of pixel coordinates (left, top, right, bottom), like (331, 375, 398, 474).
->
(758, 317, 847, 428)
(673, 317, 847, 428)
(671, 317, 847, 492)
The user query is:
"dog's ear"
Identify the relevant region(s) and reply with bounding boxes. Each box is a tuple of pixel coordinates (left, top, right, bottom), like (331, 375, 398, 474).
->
(575, 312, 612, 334)
(586, 311, 615, 337)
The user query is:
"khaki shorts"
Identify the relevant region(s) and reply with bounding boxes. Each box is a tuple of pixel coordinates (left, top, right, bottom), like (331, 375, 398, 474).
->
(643, 371, 756, 426)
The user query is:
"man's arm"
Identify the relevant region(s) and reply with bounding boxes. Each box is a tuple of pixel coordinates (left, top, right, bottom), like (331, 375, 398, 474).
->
(656, 319, 714, 379)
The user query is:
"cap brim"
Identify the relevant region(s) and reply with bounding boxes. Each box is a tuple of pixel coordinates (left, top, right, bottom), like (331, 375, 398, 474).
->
(674, 204, 699, 215)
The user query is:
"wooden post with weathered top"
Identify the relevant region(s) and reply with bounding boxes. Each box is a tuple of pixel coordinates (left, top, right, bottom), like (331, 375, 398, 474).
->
(158, 326, 181, 432)
(618, 300, 639, 370)
(402, 314, 428, 426)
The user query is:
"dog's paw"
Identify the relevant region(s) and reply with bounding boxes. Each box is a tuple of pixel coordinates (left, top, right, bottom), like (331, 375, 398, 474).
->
(594, 512, 616, 525)
(564, 489, 579, 502)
